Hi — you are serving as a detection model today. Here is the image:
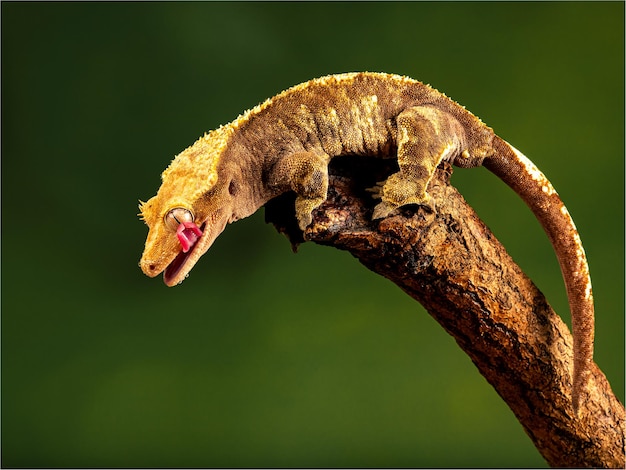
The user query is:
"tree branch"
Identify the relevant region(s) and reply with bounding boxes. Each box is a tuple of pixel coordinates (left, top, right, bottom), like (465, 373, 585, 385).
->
(265, 156, 625, 468)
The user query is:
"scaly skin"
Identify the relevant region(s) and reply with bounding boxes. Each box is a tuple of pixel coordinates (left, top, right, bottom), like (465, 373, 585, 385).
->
(138, 72, 594, 412)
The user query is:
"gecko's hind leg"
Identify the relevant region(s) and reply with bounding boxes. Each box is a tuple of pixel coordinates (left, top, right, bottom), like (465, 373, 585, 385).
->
(268, 151, 330, 231)
(372, 106, 465, 220)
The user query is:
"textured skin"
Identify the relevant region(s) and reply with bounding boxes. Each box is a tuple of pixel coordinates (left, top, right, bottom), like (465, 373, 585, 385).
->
(138, 72, 594, 412)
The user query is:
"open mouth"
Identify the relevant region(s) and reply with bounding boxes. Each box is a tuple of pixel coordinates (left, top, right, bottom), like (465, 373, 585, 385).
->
(163, 222, 207, 286)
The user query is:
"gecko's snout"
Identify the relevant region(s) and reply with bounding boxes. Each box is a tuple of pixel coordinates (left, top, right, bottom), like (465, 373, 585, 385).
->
(139, 257, 161, 278)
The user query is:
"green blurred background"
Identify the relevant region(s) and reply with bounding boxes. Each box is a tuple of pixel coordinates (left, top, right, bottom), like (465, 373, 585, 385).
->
(2, 2, 623, 467)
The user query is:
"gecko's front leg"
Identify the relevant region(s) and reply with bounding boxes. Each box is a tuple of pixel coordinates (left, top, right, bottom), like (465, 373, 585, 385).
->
(267, 151, 331, 231)
(372, 106, 466, 219)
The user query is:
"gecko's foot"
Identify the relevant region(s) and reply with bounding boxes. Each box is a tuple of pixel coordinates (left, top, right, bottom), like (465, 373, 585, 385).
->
(369, 173, 434, 220)
(372, 198, 435, 220)
(295, 196, 325, 231)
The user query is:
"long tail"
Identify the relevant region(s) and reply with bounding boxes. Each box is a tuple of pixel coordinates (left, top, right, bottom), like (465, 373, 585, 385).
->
(484, 136, 594, 412)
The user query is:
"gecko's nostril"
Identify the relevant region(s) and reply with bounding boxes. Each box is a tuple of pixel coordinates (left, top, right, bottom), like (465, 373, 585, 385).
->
(149, 264, 156, 271)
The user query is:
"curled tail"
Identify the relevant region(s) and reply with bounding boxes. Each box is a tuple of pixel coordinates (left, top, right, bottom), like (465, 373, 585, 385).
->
(484, 137, 594, 412)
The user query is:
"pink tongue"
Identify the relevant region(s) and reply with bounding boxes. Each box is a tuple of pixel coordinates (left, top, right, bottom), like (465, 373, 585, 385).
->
(176, 221, 203, 253)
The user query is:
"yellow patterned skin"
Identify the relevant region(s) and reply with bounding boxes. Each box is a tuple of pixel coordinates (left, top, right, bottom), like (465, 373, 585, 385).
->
(138, 72, 594, 412)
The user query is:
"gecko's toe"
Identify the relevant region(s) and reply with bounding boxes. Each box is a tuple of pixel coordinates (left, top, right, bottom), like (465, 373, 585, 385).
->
(372, 201, 397, 220)
(366, 181, 386, 199)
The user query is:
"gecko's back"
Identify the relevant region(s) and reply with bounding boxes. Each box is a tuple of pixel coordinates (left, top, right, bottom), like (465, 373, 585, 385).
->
(232, 72, 494, 166)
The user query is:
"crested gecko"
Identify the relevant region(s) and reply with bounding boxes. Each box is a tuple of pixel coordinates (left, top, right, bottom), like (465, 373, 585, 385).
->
(138, 72, 594, 412)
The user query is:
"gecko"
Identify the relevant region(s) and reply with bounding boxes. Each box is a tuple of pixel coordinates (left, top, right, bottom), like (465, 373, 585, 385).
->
(138, 72, 594, 412)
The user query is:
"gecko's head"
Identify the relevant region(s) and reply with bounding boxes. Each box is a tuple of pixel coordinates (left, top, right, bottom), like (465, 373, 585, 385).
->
(139, 127, 239, 286)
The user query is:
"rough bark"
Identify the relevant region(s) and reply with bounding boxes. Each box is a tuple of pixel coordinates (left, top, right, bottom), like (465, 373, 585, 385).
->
(265, 156, 625, 468)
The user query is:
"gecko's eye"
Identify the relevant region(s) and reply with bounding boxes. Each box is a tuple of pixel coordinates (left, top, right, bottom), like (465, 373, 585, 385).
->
(164, 207, 194, 231)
